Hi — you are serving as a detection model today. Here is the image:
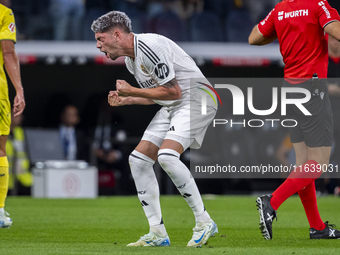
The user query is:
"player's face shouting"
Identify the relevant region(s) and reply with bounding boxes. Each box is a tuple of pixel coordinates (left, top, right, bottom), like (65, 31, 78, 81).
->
(95, 31, 121, 60)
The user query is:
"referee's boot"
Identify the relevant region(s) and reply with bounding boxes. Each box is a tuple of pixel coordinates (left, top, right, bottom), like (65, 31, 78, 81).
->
(256, 194, 277, 240)
(310, 221, 340, 239)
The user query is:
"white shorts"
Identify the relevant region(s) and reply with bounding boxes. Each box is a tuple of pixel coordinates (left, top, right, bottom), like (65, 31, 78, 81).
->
(142, 103, 216, 150)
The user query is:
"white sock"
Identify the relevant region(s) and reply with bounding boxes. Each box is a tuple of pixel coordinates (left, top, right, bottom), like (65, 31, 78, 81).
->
(0, 207, 4, 214)
(196, 210, 211, 223)
(158, 149, 211, 223)
(129, 150, 167, 236)
(150, 224, 168, 238)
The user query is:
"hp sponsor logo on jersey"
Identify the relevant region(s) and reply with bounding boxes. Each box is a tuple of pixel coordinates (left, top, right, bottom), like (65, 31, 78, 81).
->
(155, 63, 169, 79)
(278, 9, 308, 20)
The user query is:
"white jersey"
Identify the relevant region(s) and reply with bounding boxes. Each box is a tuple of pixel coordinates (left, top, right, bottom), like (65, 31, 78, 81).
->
(125, 33, 206, 110)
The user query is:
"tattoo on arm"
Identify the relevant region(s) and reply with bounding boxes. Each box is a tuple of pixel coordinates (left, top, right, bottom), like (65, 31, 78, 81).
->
(162, 78, 177, 89)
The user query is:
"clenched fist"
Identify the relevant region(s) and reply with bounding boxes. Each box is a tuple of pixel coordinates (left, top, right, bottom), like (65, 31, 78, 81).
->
(116, 79, 133, 97)
(108, 91, 127, 106)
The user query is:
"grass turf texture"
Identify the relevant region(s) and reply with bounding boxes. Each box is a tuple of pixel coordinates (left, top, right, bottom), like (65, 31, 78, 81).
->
(1, 196, 339, 255)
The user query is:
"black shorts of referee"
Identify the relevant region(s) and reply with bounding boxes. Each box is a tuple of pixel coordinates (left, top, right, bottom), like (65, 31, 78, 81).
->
(283, 78, 333, 147)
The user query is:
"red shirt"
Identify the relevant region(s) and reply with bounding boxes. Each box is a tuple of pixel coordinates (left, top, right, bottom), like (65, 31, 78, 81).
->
(258, 0, 340, 79)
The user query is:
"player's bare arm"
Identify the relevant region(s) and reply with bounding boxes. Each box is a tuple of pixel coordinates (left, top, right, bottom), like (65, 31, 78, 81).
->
(248, 25, 277, 46)
(324, 21, 340, 41)
(1, 40, 25, 116)
(108, 91, 155, 106)
(116, 78, 181, 100)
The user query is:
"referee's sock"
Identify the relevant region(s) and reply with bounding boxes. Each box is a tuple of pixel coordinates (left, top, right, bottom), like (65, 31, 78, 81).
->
(270, 160, 322, 210)
(298, 181, 325, 231)
(0, 156, 9, 208)
(158, 149, 211, 223)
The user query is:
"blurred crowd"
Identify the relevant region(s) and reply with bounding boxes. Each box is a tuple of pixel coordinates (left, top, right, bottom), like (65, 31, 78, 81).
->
(6, 0, 340, 42)
(9, 0, 282, 42)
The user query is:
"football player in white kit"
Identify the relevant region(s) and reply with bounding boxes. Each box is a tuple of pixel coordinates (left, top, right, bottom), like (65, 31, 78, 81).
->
(92, 11, 218, 247)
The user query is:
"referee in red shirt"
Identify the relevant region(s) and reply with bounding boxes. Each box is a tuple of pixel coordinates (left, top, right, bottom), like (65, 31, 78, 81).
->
(249, 0, 340, 240)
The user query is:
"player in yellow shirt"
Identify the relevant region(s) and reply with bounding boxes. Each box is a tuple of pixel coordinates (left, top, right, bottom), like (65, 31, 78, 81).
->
(0, 1, 26, 228)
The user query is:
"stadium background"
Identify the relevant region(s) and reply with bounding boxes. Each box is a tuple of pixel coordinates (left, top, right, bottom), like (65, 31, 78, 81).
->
(5, 0, 340, 196)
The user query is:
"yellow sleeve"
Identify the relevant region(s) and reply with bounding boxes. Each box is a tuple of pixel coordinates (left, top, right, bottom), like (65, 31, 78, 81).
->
(0, 8, 16, 43)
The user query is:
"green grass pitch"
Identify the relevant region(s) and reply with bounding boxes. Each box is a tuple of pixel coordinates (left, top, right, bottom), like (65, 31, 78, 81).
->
(1, 195, 340, 255)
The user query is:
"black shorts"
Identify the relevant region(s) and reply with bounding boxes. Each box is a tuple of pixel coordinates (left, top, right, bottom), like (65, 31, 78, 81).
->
(284, 79, 333, 147)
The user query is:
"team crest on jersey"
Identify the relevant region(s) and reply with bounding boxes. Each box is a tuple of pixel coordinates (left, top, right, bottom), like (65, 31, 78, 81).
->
(141, 65, 148, 74)
(8, 22, 15, 33)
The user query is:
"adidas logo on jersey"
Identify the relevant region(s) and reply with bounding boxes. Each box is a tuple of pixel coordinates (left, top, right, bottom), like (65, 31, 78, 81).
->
(278, 9, 309, 21)
(168, 126, 175, 131)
